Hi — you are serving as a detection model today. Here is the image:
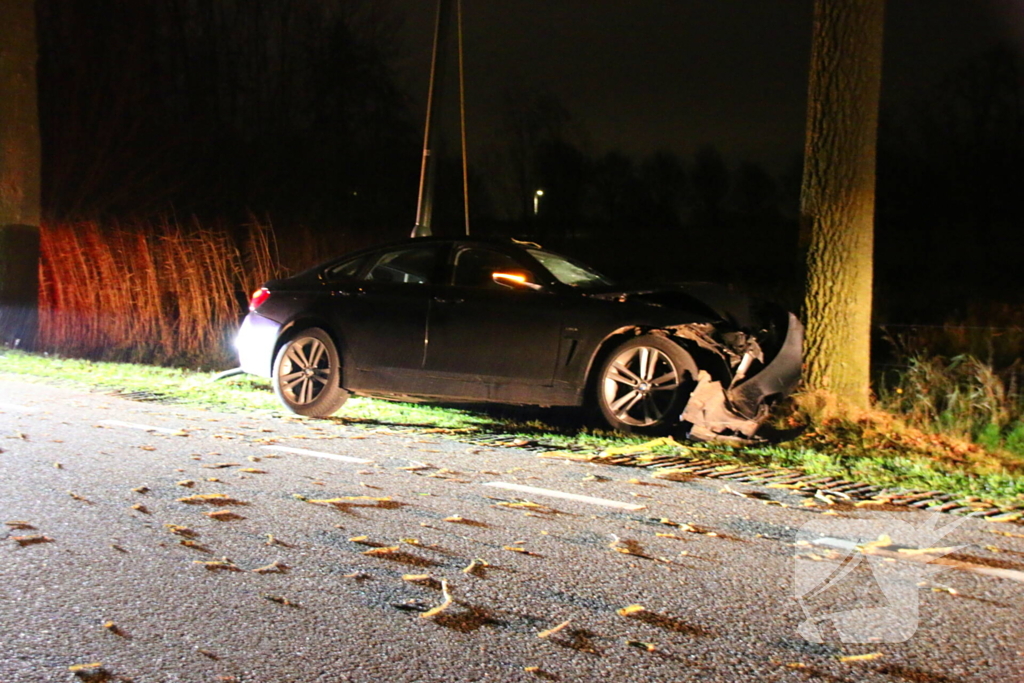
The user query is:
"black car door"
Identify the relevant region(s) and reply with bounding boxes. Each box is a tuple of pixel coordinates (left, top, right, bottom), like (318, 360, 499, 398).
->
(325, 243, 447, 392)
(423, 244, 565, 397)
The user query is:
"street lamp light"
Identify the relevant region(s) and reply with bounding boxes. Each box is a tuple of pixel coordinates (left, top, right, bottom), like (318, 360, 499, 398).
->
(533, 189, 544, 216)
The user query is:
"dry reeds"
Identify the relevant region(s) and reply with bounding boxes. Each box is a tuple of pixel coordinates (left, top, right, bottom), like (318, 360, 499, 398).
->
(38, 216, 282, 367)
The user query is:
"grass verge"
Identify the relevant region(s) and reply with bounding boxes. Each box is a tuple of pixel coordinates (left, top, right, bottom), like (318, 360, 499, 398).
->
(3, 349, 1023, 508)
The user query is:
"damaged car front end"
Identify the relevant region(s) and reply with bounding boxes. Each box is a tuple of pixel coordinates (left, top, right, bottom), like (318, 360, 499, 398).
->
(587, 284, 803, 444)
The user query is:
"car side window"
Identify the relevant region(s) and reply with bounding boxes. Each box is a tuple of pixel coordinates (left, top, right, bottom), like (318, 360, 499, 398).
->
(364, 246, 440, 285)
(452, 248, 524, 289)
(322, 255, 368, 284)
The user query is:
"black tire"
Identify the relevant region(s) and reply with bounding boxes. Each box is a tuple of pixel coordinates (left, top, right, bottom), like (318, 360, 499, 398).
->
(595, 334, 698, 435)
(272, 327, 348, 417)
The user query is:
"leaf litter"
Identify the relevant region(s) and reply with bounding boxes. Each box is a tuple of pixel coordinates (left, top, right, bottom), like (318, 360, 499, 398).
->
(419, 579, 453, 619)
(5, 521, 35, 530)
(252, 561, 289, 574)
(537, 619, 572, 638)
(12, 535, 53, 547)
(177, 493, 247, 505)
(194, 558, 242, 572)
(205, 509, 244, 521)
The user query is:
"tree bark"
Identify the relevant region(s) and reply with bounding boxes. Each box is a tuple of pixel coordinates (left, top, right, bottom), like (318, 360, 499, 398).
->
(0, 0, 42, 348)
(800, 0, 886, 408)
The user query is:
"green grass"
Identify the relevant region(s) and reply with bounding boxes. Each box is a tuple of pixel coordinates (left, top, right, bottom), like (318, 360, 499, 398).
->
(3, 349, 1024, 508)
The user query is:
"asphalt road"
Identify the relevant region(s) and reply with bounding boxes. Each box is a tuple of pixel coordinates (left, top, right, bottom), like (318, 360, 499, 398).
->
(1, 377, 1022, 683)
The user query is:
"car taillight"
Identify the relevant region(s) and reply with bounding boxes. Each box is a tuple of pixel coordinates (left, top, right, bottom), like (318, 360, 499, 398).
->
(249, 287, 271, 311)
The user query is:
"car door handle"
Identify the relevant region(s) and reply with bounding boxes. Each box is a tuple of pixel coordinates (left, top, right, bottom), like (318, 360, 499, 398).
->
(333, 288, 366, 297)
(433, 296, 464, 304)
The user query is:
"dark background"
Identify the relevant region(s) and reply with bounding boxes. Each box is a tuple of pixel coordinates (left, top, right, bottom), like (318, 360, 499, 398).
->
(35, 0, 1024, 324)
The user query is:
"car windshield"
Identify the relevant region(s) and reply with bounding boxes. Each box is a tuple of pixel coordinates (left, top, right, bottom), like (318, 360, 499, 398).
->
(527, 248, 614, 289)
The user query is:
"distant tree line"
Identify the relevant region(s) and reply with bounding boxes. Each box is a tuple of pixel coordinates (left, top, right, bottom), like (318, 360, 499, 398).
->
(37, 0, 419, 229)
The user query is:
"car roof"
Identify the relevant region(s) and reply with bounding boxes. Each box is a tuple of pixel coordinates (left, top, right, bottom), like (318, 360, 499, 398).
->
(281, 235, 545, 283)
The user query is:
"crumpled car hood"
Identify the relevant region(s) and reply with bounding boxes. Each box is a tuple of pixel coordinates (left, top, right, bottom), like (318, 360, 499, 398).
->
(587, 283, 756, 329)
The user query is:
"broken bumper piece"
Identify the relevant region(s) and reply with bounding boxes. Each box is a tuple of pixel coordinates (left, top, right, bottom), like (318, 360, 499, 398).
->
(681, 312, 804, 444)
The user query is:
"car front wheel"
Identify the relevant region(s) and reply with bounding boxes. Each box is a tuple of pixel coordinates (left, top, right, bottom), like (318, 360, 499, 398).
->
(596, 335, 698, 435)
(272, 328, 348, 417)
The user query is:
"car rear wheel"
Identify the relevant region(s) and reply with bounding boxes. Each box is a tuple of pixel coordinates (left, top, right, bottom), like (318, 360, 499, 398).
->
(272, 328, 348, 417)
(596, 335, 698, 435)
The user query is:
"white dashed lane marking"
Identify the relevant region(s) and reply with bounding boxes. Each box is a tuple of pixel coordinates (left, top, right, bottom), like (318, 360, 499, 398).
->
(100, 419, 185, 435)
(0, 402, 36, 413)
(261, 445, 373, 464)
(482, 482, 647, 511)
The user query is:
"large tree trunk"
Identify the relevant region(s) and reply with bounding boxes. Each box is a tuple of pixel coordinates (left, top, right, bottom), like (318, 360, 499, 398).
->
(0, 0, 42, 348)
(800, 0, 886, 408)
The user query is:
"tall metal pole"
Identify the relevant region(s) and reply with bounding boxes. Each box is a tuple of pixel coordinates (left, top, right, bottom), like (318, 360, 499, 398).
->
(456, 0, 470, 236)
(412, 0, 454, 238)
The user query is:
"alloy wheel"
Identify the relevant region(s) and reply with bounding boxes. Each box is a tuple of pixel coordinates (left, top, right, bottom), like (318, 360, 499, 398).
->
(601, 345, 682, 427)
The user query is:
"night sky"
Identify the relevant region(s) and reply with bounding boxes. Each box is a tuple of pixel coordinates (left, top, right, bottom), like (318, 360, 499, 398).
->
(391, 0, 1024, 171)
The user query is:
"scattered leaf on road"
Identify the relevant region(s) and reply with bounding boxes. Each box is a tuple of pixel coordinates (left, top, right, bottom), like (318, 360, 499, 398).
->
(69, 662, 111, 681)
(857, 535, 893, 553)
(986, 529, 1024, 539)
(609, 536, 651, 558)
(194, 558, 241, 571)
(402, 573, 432, 583)
(102, 621, 125, 637)
(238, 468, 267, 474)
(262, 593, 297, 607)
(178, 493, 246, 505)
(462, 558, 489, 575)
(205, 509, 244, 521)
(165, 524, 198, 538)
(5, 521, 35, 530)
(617, 604, 646, 617)
(180, 540, 209, 552)
(838, 653, 884, 663)
(131, 486, 150, 494)
(68, 491, 91, 503)
(503, 546, 540, 556)
(131, 504, 150, 514)
(626, 639, 657, 651)
(420, 579, 453, 619)
(363, 546, 401, 556)
(252, 561, 289, 574)
(12, 535, 53, 547)
(537, 619, 571, 638)
(176, 480, 196, 488)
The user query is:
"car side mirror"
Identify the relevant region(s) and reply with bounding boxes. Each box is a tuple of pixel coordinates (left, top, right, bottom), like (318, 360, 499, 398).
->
(492, 271, 542, 291)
